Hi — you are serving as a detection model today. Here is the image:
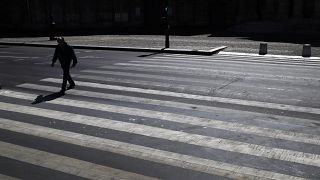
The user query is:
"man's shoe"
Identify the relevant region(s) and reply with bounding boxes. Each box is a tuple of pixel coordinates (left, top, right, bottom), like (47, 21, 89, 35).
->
(59, 90, 65, 95)
(67, 85, 75, 90)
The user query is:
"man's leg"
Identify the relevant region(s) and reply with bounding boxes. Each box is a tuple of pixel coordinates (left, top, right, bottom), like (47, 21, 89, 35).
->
(66, 68, 75, 89)
(61, 68, 69, 93)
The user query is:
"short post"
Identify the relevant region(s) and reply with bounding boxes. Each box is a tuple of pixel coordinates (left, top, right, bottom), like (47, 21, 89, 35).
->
(49, 14, 56, 41)
(49, 21, 56, 41)
(165, 25, 170, 48)
(259, 43, 268, 55)
(302, 44, 311, 57)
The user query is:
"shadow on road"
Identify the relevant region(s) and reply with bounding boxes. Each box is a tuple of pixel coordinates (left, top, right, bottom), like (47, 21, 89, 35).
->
(138, 51, 163, 58)
(31, 92, 64, 104)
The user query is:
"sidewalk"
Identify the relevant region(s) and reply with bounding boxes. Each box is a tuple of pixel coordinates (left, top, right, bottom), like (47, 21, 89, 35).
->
(0, 35, 319, 57)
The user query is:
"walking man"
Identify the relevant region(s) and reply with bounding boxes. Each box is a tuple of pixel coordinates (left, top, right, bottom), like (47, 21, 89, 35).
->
(51, 37, 77, 95)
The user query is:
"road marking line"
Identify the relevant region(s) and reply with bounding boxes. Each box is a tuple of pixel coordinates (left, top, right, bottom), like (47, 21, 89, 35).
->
(217, 54, 320, 63)
(0, 56, 39, 59)
(33, 63, 48, 65)
(41, 78, 320, 115)
(129, 61, 320, 76)
(0, 52, 22, 55)
(0, 174, 20, 180)
(163, 53, 320, 63)
(100, 65, 320, 85)
(13, 59, 25, 62)
(0, 97, 320, 167)
(131, 60, 320, 80)
(114, 63, 320, 81)
(219, 51, 320, 60)
(17, 83, 320, 128)
(73, 73, 307, 104)
(74, 74, 211, 93)
(0, 118, 307, 180)
(81, 69, 220, 84)
(0, 141, 158, 180)
(157, 55, 315, 63)
(79, 56, 104, 59)
(80, 70, 304, 93)
(147, 57, 320, 68)
(267, 87, 285, 91)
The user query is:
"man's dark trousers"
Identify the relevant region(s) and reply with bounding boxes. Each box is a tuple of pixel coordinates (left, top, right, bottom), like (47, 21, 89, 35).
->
(62, 66, 75, 91)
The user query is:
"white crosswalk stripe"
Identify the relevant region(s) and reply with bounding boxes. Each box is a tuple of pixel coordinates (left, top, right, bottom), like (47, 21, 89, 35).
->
(114, 63, 320, 82)
(74, 70, 320, 106)
(163, 53, 320, 63)
(218, 52, 320, 61)
(0, 174, 20, 180)
(146, 56, 320, 67)
(79, 70, 317, 94)
(40, 78, 320, 115)
(99, 65, 320, 87)
(81, 69, 221, 84)
(0, 119, 307, 180)
(1, 53, 320, 179)
(3, 100, 320, 167)
(126, 61, 320, 80)
(2, 89, 320, 146)
(0, 141, 158, 180)
(17, 83, 320, 127)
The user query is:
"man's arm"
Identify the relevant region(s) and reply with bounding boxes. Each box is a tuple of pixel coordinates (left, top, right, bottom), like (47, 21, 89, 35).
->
(70, 47, 77, 68)
(51, 47, 58, 67)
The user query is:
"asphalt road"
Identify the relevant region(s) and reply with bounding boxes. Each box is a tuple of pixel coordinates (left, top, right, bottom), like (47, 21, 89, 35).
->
(0, 45, 320, 179)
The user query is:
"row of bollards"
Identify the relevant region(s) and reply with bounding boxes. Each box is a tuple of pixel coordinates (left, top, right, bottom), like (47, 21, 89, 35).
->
(259, 43, 312, 57)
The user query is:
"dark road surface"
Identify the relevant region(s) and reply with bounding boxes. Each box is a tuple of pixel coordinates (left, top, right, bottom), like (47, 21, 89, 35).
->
(0, 45, 320, 180)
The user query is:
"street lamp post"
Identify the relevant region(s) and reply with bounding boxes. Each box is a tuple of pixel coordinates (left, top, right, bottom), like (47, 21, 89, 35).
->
(48, 1, 56, 41)
(26, 0, 32, 23)
(164, 0, 170, 48)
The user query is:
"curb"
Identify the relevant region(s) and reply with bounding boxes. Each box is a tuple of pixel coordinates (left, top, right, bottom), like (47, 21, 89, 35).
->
(0, 42, 227, 56)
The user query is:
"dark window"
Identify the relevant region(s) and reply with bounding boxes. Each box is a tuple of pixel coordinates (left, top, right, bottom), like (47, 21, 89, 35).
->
(114, 0, 129, 22)
(288, 0, 293, 18)
(97, 0, 113, 23)
(303, 0, 315, 18)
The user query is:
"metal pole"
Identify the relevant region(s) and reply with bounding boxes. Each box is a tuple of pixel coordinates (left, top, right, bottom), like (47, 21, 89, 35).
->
(165, 0, 170, 48)
(49, 1, 56, 40)
(26, 0, 31, 23)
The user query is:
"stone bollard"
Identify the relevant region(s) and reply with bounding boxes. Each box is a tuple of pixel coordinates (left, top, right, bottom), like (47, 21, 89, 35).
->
(302, 44, 311, 57)
(259, 43, 267, 55)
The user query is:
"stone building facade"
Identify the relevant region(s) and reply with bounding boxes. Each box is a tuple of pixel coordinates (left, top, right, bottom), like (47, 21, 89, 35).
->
(1, 0, 319, 35)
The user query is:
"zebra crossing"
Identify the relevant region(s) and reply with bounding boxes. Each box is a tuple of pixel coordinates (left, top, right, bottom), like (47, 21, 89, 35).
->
(0, 53, 320, 179)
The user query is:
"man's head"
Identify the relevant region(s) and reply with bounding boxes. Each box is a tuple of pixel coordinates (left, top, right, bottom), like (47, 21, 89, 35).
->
(57, 37, 65, 46)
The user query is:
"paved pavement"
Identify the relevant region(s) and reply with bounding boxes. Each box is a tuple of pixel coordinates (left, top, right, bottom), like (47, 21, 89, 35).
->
(0, 46, 320, 179)
(1, 34, 320, 57)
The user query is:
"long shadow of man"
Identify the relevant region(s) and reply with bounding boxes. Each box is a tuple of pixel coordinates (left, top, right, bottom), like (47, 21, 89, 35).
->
(31, 91, 64, 104)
